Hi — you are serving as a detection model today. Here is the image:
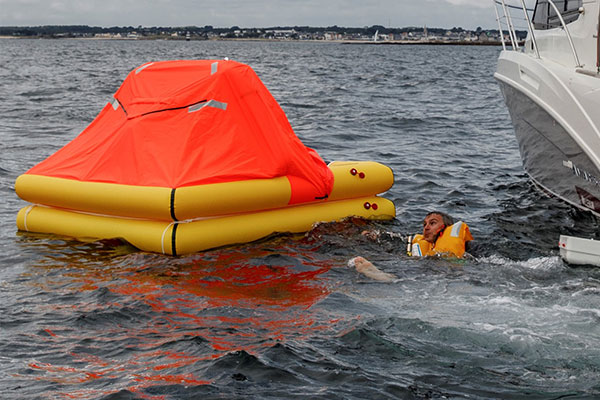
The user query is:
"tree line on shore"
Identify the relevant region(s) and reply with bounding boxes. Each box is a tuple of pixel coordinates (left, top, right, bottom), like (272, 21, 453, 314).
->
(0, 24, 523, 40)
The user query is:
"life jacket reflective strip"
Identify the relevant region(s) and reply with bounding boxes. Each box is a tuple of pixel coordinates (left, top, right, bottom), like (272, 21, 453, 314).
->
(410, 221, 473, 258)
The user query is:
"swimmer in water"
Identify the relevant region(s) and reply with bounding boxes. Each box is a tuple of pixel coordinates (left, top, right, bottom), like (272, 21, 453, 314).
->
(348, 211, 473, 281)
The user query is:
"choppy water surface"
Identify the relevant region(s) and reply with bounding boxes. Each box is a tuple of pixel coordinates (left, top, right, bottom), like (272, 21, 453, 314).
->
(2, 39, 600, 399)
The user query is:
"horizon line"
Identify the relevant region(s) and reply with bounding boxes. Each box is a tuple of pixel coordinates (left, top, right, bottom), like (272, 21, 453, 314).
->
(0, 24, 501, 31)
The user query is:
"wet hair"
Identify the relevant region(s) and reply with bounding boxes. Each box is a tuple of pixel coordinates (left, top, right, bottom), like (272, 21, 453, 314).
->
(425, 211, 454, 227)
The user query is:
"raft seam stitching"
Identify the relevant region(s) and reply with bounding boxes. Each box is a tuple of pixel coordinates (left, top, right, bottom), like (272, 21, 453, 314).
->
(171, 223, 178, 256)
(170, 188, 177, 221)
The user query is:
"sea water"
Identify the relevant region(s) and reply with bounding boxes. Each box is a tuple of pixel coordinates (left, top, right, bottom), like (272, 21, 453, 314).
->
(2, 38, 600, 399)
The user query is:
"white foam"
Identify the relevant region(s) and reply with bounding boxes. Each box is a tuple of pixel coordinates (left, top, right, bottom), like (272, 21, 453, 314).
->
(479, 255, 565, 274)
(485, 296, 521, 307)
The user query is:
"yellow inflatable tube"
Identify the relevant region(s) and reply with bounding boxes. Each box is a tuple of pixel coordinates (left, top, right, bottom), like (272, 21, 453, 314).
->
(17, 196, 395, 255)
(15, 161, 393, 221)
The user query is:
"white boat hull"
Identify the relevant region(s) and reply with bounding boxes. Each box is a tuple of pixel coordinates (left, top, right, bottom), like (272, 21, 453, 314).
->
(495, 50, 600, 215)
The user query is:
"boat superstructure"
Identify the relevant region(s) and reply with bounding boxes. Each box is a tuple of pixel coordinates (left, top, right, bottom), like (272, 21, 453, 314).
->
(493, 0, 600, 215)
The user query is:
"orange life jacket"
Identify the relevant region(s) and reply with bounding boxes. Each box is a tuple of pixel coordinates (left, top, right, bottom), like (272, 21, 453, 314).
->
(409, 221, 473, 258)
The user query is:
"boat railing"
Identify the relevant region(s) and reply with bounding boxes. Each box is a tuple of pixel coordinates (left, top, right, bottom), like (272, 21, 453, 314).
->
(492, 0, 582, 68)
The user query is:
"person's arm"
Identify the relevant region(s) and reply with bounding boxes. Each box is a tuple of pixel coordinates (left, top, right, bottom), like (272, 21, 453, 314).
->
(348, 256, 396, 282)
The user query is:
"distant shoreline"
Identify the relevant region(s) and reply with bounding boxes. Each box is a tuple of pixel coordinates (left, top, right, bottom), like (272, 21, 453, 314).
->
(341, 40, 501, 46)
(0, 36, 503, 46)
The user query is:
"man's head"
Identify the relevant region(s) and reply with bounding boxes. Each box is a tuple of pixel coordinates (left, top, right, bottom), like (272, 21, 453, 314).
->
(422, 211, 454, 243)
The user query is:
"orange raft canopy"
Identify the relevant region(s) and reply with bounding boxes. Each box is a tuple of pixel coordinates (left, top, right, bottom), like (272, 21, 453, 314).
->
(16, 60, 396, 255)
(23, 60, 333, 205)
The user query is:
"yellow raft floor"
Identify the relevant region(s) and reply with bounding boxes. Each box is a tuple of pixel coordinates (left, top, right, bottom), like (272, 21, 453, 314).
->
(17, 195, 395, 255)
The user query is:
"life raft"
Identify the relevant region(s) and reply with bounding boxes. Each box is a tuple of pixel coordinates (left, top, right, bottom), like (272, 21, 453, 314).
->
(15, 60, 396, 255)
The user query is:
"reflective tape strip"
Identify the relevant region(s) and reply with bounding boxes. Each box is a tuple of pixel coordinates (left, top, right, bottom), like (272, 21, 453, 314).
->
(110, 98, 119, 110)
(188, 102, 205, 113)
(23, 205, 36, 231)
(135, 62, 154, 74)
(188, 100, 228, 113)
(412, 243, 422, 257)
(450, 221, 463, 238)
(206, 100, 227, 110)
(160, 221, 176, 255)
(211, 62, 218, 75)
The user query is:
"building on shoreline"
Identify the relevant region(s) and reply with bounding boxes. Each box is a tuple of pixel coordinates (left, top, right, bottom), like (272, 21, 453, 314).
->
(0, 25, 524, 43)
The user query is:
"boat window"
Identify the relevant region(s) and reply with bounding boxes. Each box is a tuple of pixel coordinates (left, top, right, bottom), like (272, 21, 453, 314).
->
(532, 0, 583, 30)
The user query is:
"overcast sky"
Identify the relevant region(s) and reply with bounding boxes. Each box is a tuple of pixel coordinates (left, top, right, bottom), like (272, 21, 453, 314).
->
(0, 0, 499, 30)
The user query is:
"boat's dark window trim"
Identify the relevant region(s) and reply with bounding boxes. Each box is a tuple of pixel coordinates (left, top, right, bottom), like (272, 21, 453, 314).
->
(532, 0, 583, 30)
